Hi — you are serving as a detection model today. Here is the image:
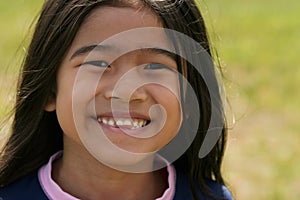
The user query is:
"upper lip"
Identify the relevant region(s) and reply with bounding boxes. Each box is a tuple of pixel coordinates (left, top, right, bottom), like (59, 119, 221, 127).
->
(97, 111, 150, 120)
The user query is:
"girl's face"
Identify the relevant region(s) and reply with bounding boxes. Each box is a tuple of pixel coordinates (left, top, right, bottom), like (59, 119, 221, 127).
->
(46, 6, 182, 169)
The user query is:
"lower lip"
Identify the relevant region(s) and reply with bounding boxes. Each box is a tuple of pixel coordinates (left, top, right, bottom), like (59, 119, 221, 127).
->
(97, 121, 148, 136)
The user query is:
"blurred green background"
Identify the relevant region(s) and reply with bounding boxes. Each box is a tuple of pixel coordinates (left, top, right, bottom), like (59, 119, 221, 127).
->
(0, 0, 299, 199)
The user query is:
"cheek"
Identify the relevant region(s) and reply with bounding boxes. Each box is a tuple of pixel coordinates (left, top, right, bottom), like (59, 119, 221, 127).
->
(55, 88, 76, 136)
(154, 94, 182, 149)
(150, 86, 182, 130)
(55, 69, 80, 139)
(150, 83, 181, 110)
(55, 67, 103, 141)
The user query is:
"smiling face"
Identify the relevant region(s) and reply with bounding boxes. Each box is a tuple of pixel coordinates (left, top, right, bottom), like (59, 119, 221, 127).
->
(45, 6, 182, 170)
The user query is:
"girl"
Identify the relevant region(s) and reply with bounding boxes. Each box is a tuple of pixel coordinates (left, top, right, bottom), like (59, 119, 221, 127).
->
(0, 0, 233, 199)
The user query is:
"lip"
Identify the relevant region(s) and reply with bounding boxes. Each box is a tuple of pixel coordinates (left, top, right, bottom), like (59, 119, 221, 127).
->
(97, 119, 151, 136)
(97, 111, 150, 121)
(95, 111, 151, 136)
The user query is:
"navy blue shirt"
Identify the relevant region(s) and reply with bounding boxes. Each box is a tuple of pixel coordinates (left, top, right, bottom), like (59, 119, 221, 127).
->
(0, 169, 232, 200)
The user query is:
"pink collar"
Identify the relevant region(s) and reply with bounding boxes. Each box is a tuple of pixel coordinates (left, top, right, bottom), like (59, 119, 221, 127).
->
(38, 151, 176, 200)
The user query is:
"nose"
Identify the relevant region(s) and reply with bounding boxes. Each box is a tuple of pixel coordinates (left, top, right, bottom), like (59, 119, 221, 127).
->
(104, 85, 147, 103)
(101, 67, 148, 103)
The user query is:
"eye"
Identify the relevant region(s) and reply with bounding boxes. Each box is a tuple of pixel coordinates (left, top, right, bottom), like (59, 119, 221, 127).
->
(143, 63, 172, 71)
(81, 60, 110, 68)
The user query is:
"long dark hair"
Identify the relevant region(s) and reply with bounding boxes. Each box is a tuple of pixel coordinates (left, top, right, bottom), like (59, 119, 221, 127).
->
(0, 0, 229, 199)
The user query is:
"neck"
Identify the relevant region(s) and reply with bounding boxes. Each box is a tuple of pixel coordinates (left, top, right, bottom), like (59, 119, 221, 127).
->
(52, 142, 167, 200)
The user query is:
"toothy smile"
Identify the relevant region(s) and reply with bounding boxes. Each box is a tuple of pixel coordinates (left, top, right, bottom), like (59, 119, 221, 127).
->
(97, 117, 149, 130)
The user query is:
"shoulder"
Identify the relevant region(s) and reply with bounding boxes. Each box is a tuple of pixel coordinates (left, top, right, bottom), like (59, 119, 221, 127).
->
(0, 171, 48, 200)
(174, 168, 233, 200)
(204, 179, 233, 200)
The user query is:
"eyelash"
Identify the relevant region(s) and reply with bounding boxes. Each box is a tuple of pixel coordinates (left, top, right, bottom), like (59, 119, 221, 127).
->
(81, 61, 173, 71)
(82, 60, 110, 68)
(143, 63, 172, 71)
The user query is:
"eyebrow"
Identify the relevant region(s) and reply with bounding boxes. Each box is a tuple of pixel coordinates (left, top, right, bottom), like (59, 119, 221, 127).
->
(142, 48, 177, 60)
(70, 44, 114, 60)
(70, 44, 177, 61)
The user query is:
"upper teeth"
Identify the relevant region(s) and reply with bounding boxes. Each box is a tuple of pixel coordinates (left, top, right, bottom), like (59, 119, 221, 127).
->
(98, 117, 147, 129)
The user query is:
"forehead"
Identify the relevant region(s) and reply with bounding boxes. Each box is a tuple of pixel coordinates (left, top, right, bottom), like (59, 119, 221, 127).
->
(82, 6, 161, 34)
(66, 6, 173, 56)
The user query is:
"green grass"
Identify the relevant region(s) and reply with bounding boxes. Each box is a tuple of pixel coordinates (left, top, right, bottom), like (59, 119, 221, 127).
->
(200, 0, 300, 199)
(1, 0, 300, 199)
(0, 0, 43, 119)
(0, 0, 42, 71)
(203, 0, 300, 110)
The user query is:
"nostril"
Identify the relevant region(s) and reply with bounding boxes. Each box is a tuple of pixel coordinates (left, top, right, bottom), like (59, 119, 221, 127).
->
(110, 96, 120, 100)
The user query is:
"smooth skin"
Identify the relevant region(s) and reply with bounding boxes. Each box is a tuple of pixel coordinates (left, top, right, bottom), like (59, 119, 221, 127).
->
(45, 6, 181, 200)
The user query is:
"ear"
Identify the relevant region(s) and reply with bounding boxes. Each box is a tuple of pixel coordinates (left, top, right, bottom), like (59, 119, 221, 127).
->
(44, 93, 56, 112)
